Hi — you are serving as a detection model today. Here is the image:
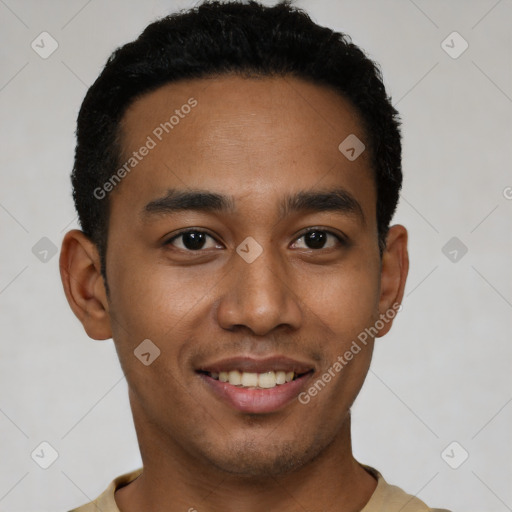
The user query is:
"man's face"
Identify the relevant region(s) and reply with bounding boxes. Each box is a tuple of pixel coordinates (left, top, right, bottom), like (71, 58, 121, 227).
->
(104, 75, 386, 476)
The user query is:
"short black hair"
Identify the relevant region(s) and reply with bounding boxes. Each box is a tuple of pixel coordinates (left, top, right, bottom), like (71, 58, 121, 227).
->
(71, 0, 402, 285)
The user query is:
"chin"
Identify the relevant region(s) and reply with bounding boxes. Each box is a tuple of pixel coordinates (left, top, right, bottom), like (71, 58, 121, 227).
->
(202, 436, 326, 478)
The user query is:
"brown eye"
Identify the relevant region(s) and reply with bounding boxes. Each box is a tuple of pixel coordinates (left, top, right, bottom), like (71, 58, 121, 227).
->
(291, 229, 344, 250)
(165, 230, 221, 251)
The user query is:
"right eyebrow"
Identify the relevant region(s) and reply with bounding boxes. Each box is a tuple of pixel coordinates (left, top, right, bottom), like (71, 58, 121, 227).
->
(141, 188, 236, 221)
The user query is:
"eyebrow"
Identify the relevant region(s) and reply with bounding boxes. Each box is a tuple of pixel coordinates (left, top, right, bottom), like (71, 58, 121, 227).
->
(141, 187, 365, 224)
(142, 189, 236, 218)
(280, 188, 365, 224)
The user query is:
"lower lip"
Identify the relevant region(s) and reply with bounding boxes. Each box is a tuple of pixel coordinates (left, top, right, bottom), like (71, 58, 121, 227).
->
(199, 373, 313, 414)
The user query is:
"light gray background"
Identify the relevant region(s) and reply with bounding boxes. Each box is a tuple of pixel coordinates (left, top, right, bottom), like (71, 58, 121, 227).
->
(1, 1, 511, 511)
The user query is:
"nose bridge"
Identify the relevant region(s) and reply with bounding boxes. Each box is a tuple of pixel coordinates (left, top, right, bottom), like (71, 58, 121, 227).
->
(239, 245, 283, 304)
(216, 240, 302, 335)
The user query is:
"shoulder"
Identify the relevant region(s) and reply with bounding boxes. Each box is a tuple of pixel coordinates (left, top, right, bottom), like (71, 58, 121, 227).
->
(361, 465, 452, 512)
(67, 467, 143, 512)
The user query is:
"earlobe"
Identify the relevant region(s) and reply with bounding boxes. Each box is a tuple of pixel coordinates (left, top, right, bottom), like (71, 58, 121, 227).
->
(59, 229, 112, 340)
(376, 224, 409, 338)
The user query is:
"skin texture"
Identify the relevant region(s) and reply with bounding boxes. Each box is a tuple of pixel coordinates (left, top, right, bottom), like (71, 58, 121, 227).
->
(60, 75, 408, 512)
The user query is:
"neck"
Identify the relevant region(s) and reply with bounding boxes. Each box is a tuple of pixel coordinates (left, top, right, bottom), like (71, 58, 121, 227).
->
(115, 407, 377, 512)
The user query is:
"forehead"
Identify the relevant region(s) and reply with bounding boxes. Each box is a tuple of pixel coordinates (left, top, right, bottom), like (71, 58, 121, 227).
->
(120, 73, 365, 153)
(112, 74, 374, 221)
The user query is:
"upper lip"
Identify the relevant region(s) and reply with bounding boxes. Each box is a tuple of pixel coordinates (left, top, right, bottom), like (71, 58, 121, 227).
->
(197, 356, 315, 375)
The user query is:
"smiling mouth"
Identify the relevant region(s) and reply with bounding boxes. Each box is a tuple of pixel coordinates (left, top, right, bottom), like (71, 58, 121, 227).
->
(197, 369, 312, 389)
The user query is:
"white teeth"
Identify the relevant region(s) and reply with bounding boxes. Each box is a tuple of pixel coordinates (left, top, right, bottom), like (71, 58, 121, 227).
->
(258, 371, 277, 389)
(241, 372, 258, 387)
(275, 371, 286, 385)
(210, 370, 298, 388)
(228, 370, 242, 386)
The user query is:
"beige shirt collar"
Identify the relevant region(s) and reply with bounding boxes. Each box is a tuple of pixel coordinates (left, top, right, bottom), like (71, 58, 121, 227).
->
(69, 465, 450, 512)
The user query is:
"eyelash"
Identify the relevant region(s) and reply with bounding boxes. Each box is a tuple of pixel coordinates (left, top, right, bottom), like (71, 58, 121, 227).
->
(164, 227, 346, 251)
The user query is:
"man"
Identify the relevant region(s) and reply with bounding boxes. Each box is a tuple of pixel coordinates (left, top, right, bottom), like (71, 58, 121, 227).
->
(60, 1, 450, 510)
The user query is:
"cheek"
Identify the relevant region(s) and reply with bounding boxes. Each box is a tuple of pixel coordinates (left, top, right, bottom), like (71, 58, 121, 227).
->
(106, 252, 224, 381)
(305, 257, 381, 341)
(108, 252, 214, 330)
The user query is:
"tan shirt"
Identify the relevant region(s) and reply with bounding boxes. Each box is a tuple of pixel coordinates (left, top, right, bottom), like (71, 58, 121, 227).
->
(69, 465, 451, 512)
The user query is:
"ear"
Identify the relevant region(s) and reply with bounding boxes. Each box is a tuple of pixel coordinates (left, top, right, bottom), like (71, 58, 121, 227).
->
(59, 229, 112, 340)
(376, 224, 409, 338)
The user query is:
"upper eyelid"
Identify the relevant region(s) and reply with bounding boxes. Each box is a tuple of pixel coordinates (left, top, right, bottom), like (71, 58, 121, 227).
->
(294, 227, 345, 240)
(167, 228, 214, 240)
(165, 228, 220, 247)
(292, 229, 346, 247)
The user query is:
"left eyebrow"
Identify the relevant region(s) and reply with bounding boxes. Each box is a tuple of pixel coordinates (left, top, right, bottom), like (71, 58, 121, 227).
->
(140, 187, 365, 224)
(279, 188, 365, 225)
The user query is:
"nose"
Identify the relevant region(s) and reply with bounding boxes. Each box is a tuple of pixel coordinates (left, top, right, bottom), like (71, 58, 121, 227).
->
(215, 245, 303, 336)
